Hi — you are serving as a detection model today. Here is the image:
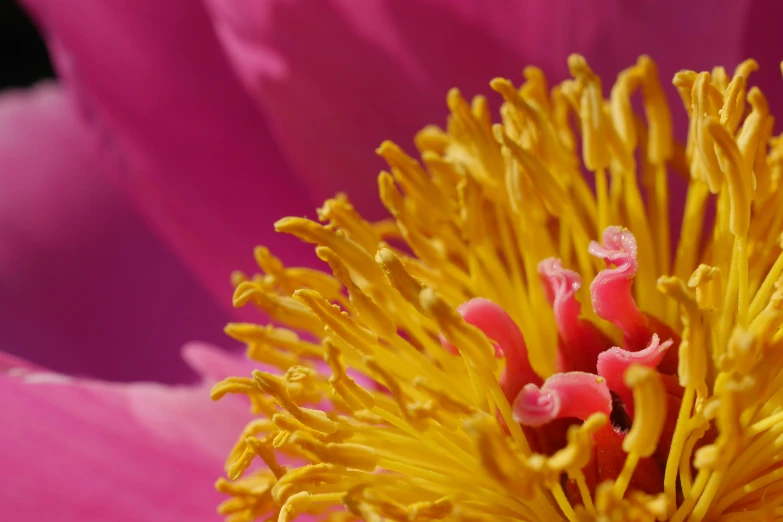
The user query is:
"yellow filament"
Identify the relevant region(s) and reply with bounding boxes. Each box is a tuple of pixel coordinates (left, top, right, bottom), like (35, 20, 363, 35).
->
(595, 168, 609, 235)
(613, 452, 641, 500)
(623, 366, 668, 458)
(673, 180, 710, 280)
(653, 163, 671, 277)
(749, 244, 783, 320)
(665, 386, 696, 510)
(614, 365, 667, 499)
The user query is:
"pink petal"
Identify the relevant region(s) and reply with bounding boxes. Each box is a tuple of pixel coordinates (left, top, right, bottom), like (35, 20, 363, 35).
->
(0, 354, 250, 521)
(182, 342, 267, 382)
(21, 0, 319, 316)
(597, 334, 673, 418)
(441, 298, 541, 401)
(202, 0, 757, 226)
(513, 371, 611, 427)
(0, 83, 230, 382)
(0, 351, 40, 373)
(538, 258, 612, 373)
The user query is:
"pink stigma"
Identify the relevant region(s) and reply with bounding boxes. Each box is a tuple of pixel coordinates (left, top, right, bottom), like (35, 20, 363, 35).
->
(538, 258, 613, 373)
(597, 334, 673, 418)
(440, 298, 541, 400)
(512, 372, 612, 427)
(538, 258, 582, 334)
(588, 226, 650, 347)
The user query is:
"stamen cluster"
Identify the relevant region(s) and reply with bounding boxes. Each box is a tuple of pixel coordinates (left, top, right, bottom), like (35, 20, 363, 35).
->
(212, 55, 783, 522)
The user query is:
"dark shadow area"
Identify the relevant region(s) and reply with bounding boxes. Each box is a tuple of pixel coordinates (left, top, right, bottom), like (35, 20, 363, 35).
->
(0, 0, 54, 88)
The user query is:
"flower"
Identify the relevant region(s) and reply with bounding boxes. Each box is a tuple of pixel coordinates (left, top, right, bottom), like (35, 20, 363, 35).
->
(4, 0, 778, 381)
(211, 54, 783, 522)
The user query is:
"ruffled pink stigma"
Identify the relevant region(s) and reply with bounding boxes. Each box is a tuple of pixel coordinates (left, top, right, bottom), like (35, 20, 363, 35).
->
(512, 372, 611, 427)
(538, 258, 582, 334)
(589, 227, 680, 372)
(596, 334, 673, 419)
(539, 258, 581, 308)
(440, 298, 541, 400)
(538, 258, 613, 373)
(589, 227, 650, 345)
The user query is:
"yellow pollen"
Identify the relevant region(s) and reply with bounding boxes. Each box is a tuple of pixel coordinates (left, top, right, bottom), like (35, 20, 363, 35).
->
(212, 54, 783, 521)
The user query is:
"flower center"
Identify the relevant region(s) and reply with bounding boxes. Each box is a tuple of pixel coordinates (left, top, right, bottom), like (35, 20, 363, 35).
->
(452, 225, 681, 500)
(212, 54, 783, 522)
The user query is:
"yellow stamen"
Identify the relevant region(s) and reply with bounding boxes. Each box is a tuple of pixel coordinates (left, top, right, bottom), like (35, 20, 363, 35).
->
(211, 55, 783, 522)
(614, 365, 667, 499)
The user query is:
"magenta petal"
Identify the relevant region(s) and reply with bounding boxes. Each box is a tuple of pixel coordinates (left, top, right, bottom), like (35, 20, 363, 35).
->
(0, 83, 230, 382)
(202, 0, 758, 223)
(0, 351, 40, 373)
(22, 0, 319, 314)
(743, 0, 783, 139)
(0, 356, 249, 521)
(596, 334, 673, 418)
(200, 0, 560, 219)
(513, 371, 611, 427)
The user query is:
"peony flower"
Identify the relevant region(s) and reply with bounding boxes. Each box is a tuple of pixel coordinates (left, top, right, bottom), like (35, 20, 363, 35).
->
(4, 0, 777, 381)
(208, 54, 783, 521)
(5, 2, 783, 521)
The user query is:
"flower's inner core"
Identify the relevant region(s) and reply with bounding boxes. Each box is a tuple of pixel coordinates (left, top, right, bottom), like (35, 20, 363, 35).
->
(212, 54, 783, 522)
(454, 226, 680, 499)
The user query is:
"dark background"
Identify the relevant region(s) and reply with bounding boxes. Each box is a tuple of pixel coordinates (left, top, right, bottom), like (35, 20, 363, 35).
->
(1, 0, 54, 89)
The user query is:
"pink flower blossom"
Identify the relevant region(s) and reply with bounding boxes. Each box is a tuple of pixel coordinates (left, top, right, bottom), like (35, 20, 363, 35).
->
(2, 0, 782, 519)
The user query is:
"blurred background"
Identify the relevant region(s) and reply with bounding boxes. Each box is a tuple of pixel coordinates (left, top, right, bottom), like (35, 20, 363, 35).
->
(0, 0, 230, 383)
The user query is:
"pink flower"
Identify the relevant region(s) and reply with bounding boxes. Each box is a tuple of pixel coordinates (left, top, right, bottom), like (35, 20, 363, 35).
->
(2, 0, 782, 519)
